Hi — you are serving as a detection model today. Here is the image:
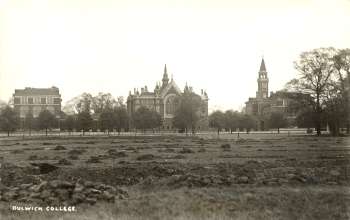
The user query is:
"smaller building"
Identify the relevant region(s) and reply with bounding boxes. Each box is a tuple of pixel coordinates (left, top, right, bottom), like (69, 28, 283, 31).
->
(245, 58, 310, 130)
(13, 87, 62, 118)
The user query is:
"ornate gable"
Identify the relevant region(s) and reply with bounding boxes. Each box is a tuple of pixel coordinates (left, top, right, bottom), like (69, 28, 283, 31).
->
(160, 80, 182, 98)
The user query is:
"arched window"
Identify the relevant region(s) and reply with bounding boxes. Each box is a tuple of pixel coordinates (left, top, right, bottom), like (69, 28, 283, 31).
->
(165, 96, 176, 115)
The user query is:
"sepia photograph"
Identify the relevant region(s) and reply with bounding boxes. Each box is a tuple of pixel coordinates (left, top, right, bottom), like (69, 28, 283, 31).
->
(0, 0, 349, 219)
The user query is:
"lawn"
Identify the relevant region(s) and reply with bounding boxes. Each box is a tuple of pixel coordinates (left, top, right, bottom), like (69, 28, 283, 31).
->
(0, 134, 349, 219)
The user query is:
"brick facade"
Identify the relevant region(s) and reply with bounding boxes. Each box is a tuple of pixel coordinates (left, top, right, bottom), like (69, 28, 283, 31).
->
(13, 87, 62, 119)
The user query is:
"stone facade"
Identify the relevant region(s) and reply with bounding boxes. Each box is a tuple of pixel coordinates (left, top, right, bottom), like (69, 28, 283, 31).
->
(127, 65, 209, 130)
(13, 87, 62, 118)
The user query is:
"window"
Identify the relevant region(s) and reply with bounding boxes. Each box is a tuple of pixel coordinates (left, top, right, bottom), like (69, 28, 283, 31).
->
(165, 96, 176, 115)
(28, 97, 33, 104)
(53, 98, 60, 104)
(14, 98, 20, 104)
(41, 98, 46, 104)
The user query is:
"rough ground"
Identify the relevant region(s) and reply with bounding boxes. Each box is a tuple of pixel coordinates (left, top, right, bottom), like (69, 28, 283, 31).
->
(0, 134, 349, 219)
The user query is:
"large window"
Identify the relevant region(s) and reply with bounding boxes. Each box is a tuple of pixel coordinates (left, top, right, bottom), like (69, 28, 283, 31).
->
(41, 97, 46, 104)
(28, 97, 33, 104)
(165, 96, 176, 115)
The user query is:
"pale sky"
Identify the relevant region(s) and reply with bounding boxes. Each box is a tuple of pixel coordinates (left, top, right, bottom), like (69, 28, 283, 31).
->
(0, 0, 349, 112)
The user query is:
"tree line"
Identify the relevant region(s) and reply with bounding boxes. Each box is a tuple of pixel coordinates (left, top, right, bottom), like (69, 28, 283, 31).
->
(209, 110, 288, 135)
(0, 48, 348, 136)
(0, 89, 207, 136)
(0, 93, 131, 136)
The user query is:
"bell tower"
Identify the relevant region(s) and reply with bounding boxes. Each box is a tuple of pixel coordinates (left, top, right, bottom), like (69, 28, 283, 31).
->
(256, 58, 269, 99)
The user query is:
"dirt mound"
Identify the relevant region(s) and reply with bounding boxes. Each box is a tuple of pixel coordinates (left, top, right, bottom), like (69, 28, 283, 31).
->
(107, 149, 128, 158)
(68, 155, 79, 160)
(0, 179, 128, 206)
(86, 156, 101, 163)
(53, 145, 66, 150)
(58, 158, 72, 165)
(30, 163, 59, 174)
(68, 149, 86, 155)
(178, 148, 195, 154)
(221, 143, 231, 150)
(137, 154, 156, 161)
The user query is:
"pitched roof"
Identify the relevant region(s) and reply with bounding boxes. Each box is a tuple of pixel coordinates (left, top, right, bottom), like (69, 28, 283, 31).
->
(160, 80, 182, 97)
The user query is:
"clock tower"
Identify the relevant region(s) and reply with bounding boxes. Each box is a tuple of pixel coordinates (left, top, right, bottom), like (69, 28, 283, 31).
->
(256, 58, 269, 99)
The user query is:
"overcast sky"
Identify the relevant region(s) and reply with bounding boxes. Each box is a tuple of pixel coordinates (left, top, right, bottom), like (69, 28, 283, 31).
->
(0, 0, 349, 111)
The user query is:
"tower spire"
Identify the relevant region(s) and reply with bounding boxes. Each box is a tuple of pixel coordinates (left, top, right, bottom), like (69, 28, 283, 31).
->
(259, 57, 266, 72)
(162, 64, 169, 87)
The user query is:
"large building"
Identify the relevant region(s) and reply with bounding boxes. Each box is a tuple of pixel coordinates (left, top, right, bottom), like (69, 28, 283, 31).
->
(127, 65, 209, 130)
(13, 87, 62, 119)
(245, 59, 309, 130)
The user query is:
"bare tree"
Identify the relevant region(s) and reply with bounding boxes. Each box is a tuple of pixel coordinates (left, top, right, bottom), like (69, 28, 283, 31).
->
(92, 93, 117, 114)
(288, 48, 337, 136)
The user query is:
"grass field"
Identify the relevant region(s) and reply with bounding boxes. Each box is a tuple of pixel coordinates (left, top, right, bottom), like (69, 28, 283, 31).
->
(0, 134, 349, 219)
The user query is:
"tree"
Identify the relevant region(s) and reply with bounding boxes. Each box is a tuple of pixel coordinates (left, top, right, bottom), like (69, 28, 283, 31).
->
(173, 90, 201, 134)
(133, 106, 161, 133)
(64, 115, 75, 135)
(38, 110, 56, 136)
(70, 93, 94, 114)
(331, 49, 350, 134)
(295, 107, 315, 130)
(224, 110, 240, 133)
(99, 109, 115, 135)
(150, 110, 162, 132)
(267, 112, 288, 134)
(287, 48, 337, 136)
(92, 93, 117, 114)
(76, 111, 93, 135)
(209, 110, 226, 136)
(24, 112, 34, 136)
(0, 106, 19, 136)
(240, 114, 255, 134)
(113, 106, 129, 134)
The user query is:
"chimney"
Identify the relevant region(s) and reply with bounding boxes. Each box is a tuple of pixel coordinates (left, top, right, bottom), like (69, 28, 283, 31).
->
(145, 86, 148, 92)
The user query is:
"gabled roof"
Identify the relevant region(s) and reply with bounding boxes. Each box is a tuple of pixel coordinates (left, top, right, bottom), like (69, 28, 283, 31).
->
(160, 80, 182, 97)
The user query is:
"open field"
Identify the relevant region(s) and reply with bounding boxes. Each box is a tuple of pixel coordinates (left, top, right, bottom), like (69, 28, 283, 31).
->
(0, 134, 349, 219)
